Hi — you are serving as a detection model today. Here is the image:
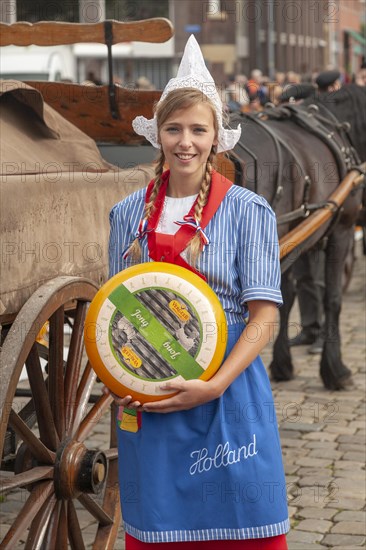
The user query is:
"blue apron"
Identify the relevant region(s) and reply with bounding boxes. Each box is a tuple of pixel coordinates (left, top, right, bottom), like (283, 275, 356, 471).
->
(117, 323, 289, 543)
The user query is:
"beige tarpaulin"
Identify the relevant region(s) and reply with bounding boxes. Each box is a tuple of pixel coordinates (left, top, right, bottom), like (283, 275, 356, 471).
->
(0, 80, 155, 317)
(0, 80, 114, 175)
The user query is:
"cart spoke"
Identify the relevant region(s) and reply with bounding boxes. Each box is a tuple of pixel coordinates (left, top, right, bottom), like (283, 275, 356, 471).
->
(8, 410, 55, 464)
(0, 480, 54, 548)
(76, 393, 113, 443)
(24, 494, 57, 550)
(0, 465, 53, 494)
(56, 499, 68, 548)
(78, 494, 113, 526)
(65, 301, 88, 433)
(41, 500, 61, 548)
(92, 458, 121, 549)
(25, 344, 60, 451)
(68, 500, 86, 550)
(48, 306, 66, 439)
(71, 361, 97, 436)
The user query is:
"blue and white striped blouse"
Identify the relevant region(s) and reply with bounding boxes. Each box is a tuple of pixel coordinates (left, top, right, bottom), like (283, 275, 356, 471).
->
(109, 184, 283, 325)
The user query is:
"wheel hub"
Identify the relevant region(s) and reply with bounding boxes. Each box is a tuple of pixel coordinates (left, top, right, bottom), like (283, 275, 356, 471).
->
(54, 439, 108, 499)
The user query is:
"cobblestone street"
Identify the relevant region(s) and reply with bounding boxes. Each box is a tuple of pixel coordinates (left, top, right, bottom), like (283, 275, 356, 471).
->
(263, 238, 366, 549)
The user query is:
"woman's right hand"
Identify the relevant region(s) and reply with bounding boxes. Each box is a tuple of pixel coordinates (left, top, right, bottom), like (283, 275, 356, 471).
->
(102, 386, 143, 410)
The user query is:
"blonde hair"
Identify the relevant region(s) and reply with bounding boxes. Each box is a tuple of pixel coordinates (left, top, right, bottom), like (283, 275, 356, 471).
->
(127, 88, 219, 265)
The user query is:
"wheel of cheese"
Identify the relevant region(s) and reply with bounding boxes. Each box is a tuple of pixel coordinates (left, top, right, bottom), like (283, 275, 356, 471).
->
(84, 262, 227, 403)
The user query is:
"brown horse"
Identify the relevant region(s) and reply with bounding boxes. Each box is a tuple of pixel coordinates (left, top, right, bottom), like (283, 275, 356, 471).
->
(227, 87, 365, 390)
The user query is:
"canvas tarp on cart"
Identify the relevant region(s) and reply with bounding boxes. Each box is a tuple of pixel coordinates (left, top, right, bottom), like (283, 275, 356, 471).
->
(0, 80, 155, 317)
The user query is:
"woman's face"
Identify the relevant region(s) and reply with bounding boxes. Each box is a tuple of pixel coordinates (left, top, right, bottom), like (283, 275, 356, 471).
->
(159, 102, 218, 187)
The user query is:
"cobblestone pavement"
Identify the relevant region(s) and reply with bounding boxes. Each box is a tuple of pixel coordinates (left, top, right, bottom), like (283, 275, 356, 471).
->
(262, 238, 366, 550)
(1, 240, 364, 549)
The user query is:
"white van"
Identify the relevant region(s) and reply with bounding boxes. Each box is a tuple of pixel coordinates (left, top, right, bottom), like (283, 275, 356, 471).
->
(0, 45, 77, 81)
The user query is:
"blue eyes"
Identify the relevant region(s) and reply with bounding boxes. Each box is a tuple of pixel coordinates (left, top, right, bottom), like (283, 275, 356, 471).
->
(165, 127, 206, 133)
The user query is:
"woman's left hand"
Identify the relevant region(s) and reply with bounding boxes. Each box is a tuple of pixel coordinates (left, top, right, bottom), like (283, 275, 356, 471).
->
(142, 379, 217, 413)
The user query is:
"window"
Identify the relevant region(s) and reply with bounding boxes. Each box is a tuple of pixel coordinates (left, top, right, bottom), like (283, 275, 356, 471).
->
(106, 0, 169, 21)
(17, 0, 79, 22)
(206, 0, 227, 21)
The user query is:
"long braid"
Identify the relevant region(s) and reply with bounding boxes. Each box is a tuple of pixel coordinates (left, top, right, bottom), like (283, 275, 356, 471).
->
(125, 151, 165, 262)
(187, 150, 215, 265)
(144, 151, 165, 220)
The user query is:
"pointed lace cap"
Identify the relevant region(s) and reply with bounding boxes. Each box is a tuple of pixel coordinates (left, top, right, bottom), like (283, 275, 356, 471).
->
(132, 35, 241, 153)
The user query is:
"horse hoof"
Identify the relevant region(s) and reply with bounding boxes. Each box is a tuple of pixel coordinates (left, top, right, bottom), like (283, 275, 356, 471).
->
(270, 371, 294, 383)
(324, 374, 354, 391)
(338, 374, 355, 389)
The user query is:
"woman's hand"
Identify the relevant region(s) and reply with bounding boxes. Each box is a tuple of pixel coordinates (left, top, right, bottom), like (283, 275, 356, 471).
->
(141, 379, 218, 414)
(102, 386, 143, 410)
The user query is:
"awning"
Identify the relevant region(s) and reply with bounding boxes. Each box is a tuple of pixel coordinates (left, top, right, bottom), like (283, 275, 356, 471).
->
(346, 29, 366, 47)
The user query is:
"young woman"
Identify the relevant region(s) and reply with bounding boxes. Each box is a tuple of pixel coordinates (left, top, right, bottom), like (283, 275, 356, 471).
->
(107, 37, 289, 549)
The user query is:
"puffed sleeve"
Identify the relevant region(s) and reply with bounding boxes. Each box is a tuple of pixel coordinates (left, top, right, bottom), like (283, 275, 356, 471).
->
(237, 195, 283, 306)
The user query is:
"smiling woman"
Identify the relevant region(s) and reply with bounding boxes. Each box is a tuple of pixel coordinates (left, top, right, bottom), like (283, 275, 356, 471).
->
(105, 35, 289, 549)
(159, 99, 218, 197)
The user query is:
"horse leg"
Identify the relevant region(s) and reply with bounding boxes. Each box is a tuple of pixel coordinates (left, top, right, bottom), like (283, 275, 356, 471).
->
(270, 269, 296, 381)
(320, 227, 354, 390)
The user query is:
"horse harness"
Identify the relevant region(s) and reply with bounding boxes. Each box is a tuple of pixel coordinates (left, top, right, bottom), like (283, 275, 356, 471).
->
(230, 104, 359, 226)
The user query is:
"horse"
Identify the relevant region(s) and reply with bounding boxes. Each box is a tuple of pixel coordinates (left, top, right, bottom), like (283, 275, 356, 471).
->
(226, 85, 365, 390)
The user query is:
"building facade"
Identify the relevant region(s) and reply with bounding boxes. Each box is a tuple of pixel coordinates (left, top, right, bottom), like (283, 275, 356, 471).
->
(1, 0, 365, 86)
(326, 0, 366, 75)
(173, 0, 333, 83)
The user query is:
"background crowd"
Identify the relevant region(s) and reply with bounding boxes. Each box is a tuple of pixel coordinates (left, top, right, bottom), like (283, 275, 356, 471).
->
(221, 60, 366, 114)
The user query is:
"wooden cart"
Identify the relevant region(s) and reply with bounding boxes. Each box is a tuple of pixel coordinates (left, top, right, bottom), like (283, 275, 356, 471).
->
(0, 18, 173, 549)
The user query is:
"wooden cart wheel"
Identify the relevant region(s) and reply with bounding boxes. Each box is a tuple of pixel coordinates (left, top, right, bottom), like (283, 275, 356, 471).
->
(0, 276, 120, 549)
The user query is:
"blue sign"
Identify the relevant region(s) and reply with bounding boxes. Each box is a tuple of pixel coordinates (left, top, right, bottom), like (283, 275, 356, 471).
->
(185, 25, 201, 34)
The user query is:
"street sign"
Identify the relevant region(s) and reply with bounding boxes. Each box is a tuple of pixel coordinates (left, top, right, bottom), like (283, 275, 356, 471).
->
(185, 25, 201, 34)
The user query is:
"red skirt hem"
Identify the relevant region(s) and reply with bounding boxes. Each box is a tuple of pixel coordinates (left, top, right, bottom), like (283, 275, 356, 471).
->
(125, 533, 288, 549)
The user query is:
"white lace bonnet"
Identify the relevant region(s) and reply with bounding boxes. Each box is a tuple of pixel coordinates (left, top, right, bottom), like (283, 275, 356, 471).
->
(132, 35, 241, 153)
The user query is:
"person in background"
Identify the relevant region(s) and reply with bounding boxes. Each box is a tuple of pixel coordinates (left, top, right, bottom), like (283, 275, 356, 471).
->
(225, 73, 249, 112)
(242, 94, 263, 113)
(277, 83, 317, 104)
(85, 70, 103, 85)
(315, 69, 342, 93)
(246, 69, 268, 105)
(275, 71, 286, 88)
(135, 76, 155, 90)
(355, 62, 366, 87)
(285, 70, 301, 85)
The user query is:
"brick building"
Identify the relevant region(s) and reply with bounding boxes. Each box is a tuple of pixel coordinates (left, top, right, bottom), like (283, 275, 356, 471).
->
(1, 0, 365, 85)
(327, 0, 366, 75)
(172, 0, 327, 84)
(172, 0, 365, 83)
